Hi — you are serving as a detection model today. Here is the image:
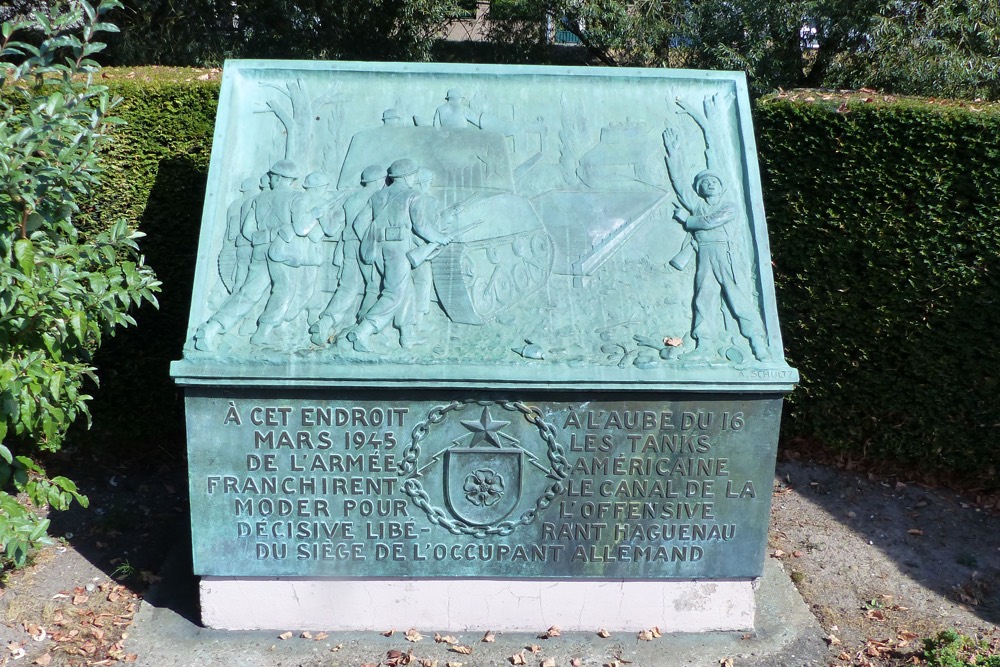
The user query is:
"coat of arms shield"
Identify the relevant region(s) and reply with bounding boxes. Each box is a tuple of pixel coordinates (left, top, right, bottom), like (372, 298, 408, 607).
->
(444, 448, 522, 526)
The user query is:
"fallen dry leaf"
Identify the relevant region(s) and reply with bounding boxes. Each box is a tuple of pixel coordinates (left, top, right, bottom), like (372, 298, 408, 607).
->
(315, 632, 329, 641)
(650, 627, 662, 638)
(33, 654, 52, 666)
(570, 659, 582, 667)
(361, 663, 378, 667)
(540, 658, 556, 667)
(907, 528, 924, 536)
(741, 633, 752, 640)
(510, 650, 527, 665)
(405, 628, 424, 642)
(384, 629, 396, 637)
(663, 337, 683, 347)
(825, 633, 842, 646)
(527, 644, 543, 654)
(837, 652, 851, 661)
(637, 629, 654, 641)
(419, 660, 438, 667)
(278, 631, 293, 640)
(865, 639, 891, 657)
(445, 662, 464, 667)
(482, 630, 496, 643)
(597, 629, 611, 638)
(538, 625, 561, 639)
(435, 632, 459, 644)
(720, 659, 734, 667)
(386, 648, 414, 666)
(450, 645, 473, 655)
(771, 549, 786, 559)
(331, 643, 343, 652)
(300, 631, 313, 639)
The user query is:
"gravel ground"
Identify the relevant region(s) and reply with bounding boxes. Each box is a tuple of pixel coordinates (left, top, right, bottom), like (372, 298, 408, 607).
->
(1, 456, 998, 666)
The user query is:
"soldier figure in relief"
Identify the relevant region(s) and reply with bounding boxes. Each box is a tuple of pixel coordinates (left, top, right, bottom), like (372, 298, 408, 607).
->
(193, 159, 308, 351)
(250, 165, 323, 344)
(433, 88, 479, 129)
(218, 175, 262, 295)
(309, 164, 387, 345)
(663, 126, 770, 362)
(300, 172, 345, 328)
(382, 108, 404, 128)
(410, 167, 455, 326)
(347, 158, 452, 352)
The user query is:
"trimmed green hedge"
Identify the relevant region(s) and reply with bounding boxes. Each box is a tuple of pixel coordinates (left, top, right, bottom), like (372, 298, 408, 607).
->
(70, 73, 1000, 480)
(72, 75, 218, 457)
(756, 95, 1000, 477)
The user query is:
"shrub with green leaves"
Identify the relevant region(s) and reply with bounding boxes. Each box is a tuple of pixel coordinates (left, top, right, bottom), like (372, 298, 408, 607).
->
(924, 629, 1000, 667)
(0, 0, 160, 569)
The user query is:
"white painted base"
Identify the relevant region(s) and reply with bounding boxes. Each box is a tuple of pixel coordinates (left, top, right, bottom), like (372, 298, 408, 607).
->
(199, 577, 757, 632)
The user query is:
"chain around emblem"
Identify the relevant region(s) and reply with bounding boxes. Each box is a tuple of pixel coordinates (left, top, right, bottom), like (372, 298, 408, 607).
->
(397, 400, 569, 538)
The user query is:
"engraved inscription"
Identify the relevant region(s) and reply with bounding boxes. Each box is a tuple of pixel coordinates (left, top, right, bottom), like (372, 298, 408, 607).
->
(188, 397, 780, 578)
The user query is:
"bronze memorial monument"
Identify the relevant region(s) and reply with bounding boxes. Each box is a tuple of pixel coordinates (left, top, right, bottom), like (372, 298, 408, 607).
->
(171, 60, 798, 631)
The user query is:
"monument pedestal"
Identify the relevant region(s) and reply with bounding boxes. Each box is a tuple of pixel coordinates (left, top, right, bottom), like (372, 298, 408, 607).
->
(200, 577, 756, 632)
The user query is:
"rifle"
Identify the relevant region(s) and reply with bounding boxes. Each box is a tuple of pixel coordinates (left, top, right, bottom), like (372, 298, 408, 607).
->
(407, 219, 483, 268)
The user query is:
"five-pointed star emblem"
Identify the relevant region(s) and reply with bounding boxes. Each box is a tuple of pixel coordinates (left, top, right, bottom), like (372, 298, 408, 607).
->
(460, 406, 511, 447)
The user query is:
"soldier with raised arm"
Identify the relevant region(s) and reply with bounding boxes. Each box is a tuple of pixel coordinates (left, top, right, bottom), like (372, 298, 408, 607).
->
(663, 100, 769, 362)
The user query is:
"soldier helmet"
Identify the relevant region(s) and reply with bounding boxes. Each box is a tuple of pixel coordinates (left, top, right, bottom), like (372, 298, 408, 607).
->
(269, 159, 300, 179)
(387, 158, 419, 179)
(361, 164, 387, 185)
(693, 170, 724, 192)
(239, 177, 259, 192)
(382, 108, 401, 122)
(446, 87, 463, 101)
(303, 172, 330, 189)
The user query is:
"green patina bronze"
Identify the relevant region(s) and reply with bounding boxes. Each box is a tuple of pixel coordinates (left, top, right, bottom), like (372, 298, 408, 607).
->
(172, 61, 796, 579)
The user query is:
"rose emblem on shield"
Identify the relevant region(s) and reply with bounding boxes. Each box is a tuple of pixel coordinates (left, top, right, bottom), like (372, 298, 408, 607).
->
(463, 469, 505, 506)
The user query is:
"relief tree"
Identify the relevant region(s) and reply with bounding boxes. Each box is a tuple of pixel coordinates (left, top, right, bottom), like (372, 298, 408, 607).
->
(0, 0, 160, 568)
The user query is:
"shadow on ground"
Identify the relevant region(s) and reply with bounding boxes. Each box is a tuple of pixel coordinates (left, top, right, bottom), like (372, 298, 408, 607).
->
(771, 457, 1000, 640)
(44, 463, 200, 626)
